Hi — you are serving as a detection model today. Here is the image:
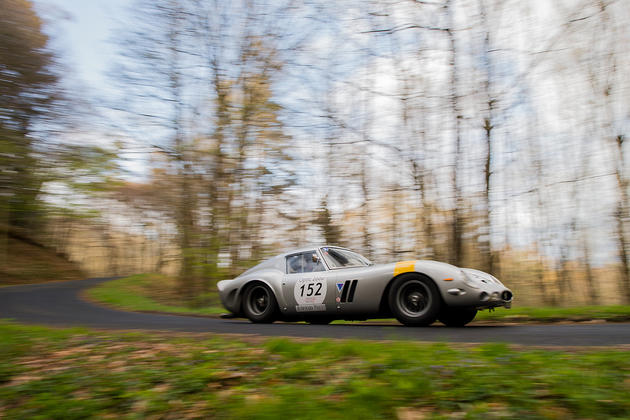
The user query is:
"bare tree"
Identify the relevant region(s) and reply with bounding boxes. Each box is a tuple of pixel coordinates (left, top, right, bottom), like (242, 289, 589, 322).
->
(580, 0, 630, 302)
(477, 0, 498, 274)
(445, 0, 465, 266)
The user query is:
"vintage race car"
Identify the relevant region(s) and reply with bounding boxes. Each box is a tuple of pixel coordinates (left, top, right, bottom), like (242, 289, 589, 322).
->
(217, 246, 513, 326)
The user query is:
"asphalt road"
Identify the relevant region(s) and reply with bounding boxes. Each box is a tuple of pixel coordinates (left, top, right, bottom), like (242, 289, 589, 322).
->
(1, 277, 630, 346)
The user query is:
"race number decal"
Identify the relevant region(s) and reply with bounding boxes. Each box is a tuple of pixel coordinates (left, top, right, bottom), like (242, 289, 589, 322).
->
(294, 277, 327, 305)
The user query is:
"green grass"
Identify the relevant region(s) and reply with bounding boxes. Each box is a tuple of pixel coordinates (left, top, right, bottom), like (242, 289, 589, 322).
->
(0, 320, 629, 419)
(476, 305, 630, 323)
(86, 274, 224, 316)
(88, 274, 630, 324)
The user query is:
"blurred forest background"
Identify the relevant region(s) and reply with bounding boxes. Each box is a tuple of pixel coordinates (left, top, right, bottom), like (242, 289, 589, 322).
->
(1, 0, 629, 307)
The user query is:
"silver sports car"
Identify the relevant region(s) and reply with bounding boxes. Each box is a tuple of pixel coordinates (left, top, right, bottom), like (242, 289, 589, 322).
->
(217, 246, 513, 326)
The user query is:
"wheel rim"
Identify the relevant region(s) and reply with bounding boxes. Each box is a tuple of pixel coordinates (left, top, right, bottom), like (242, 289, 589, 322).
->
(397, 280, 431, 318)
(247, 286, 270, 316)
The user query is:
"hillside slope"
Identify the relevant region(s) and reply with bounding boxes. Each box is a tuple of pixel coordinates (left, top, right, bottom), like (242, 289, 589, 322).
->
(0, 233, 85, 285)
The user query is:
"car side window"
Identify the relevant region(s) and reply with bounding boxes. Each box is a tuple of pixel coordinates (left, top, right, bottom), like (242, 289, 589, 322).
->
(286, 251, 326, 274)
(303, 251, 325, 273)
(287, 254, 302, 274)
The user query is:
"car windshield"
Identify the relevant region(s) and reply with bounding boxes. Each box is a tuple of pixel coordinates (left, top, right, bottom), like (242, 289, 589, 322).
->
(320, 247, 371, 269)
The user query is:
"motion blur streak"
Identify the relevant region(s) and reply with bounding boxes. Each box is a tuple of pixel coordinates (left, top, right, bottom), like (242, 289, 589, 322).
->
(1, 0, 630, 310)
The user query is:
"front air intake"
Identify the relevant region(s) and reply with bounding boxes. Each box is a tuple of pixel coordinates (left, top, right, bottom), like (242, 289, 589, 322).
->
(501, 291, 513, 301)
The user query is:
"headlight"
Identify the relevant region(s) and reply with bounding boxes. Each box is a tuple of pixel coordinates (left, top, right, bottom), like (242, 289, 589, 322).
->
(460, 270, 480, 289)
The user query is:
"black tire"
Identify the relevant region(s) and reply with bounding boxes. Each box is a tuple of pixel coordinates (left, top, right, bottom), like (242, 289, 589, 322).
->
(388, 273, 442, 326)
(242, 283, 278, 323)
(438, 307, 477, 327)
(305, 317, 334, 325)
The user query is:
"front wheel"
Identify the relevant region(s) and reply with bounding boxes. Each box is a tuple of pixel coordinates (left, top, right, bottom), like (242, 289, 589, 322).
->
(242, 283, 278, 323)
(388, 273, 442, 326)
(438, 307, 477, 327)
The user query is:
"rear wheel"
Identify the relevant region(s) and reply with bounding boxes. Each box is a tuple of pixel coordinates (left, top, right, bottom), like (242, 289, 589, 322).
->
(388, 273, 441, 326)
(438, 307, 477, 327)
(242, 283, 278, 323)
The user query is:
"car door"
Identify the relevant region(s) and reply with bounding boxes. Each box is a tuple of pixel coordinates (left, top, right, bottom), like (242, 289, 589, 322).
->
(333, 265, 383, 314)
(283, 250, 336, 315)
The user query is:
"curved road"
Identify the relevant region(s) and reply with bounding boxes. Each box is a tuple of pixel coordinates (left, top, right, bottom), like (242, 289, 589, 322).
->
(1, 277, 629, 346)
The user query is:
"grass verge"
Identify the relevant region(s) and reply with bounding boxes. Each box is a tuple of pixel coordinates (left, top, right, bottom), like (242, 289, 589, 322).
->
(85, 273, 224, 316)
(475, 305, 630, 323)
(1, 320, 629, 419)
(87, 274, 630, 324)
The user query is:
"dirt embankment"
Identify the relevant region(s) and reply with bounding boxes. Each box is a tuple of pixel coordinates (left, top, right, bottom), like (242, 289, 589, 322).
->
(0, 230, 85, 285)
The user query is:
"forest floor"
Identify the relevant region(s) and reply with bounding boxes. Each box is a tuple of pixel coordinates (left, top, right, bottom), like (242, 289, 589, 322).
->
(1, 320, 629, 419)
(87, 274, 630, 324)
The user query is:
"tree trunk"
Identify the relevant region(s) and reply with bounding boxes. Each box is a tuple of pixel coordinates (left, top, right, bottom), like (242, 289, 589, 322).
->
(615, 202, 630, 303)
(479, 0, 495, 275)
(360, 156, 372, 258)
(446, 0, 463, 266)
(581, 234, 598, 304)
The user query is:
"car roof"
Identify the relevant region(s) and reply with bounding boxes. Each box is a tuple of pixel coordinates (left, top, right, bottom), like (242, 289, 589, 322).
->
(280, 245, 349, 257)
(236, 245, 359, 278)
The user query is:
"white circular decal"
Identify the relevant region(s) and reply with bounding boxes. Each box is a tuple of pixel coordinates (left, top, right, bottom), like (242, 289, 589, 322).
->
(294, 277, 327, 305)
